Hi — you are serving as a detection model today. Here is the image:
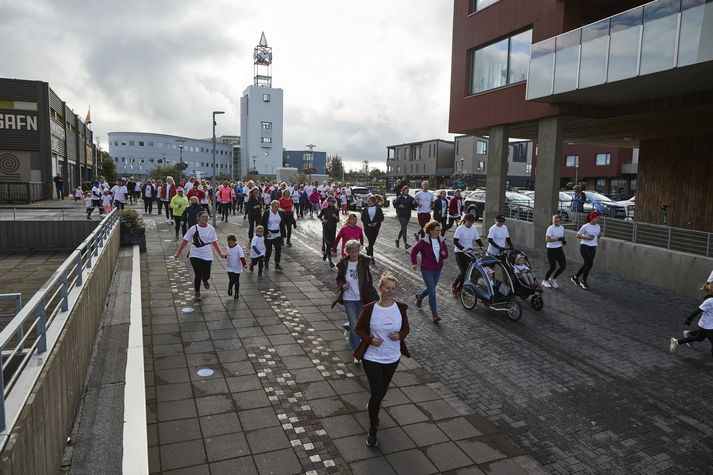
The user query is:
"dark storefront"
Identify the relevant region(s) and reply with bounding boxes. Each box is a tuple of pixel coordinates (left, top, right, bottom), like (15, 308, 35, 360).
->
(0, 78, 96, 201)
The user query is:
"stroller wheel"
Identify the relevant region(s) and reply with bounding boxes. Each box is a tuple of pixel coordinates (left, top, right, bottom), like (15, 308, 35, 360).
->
(460, 284, 478, 310)
(506, 301, 522, 321)
(530, 294, 544, 311)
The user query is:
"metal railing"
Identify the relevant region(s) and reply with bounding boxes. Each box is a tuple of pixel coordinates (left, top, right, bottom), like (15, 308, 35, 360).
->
(0, 209, 119, 433)
(0, 205, 94, 221)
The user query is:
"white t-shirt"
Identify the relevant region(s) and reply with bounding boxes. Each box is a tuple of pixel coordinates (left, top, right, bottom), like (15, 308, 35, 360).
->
(226, 244, 245, 273)
(578, 223, 601, 247)
(487, 224, 509, 256)
(364, 303, 402, 364)
(514, 263, 530, 273)
(250, 236, 266, 258)
(340, 195, 347, 205)
(163, 184, 172, 201)
(698, 298, 713, 330)
(291, 190, 301, 203)
(184, 181, 193, 192)
(84, 196, 93, 208)
(102, 194, 113, 206)
(431, 239, 441, 263)
(345, 187, 352, 197)
(112, 185, 128, 202)
(707, 270, 713, 283)
(546, 224, 565, 249)
(183, 224, 218, 260)
(415, 190, 434, 213)
(144, 185, 153, 197)
(266, 211, 282, 239)
(453, 224, 480, 253)
(367, 206, 376, 221)
(343, 260, 360, 301)
(304, 185, 314, 195)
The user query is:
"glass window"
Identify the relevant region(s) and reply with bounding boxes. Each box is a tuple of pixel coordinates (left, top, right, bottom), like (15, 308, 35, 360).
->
(640, 0, 679, 75)
(472, 0, 500, 12)
(526, 37, 555, 99)
(509, 30, 532, 85)
(471, 37, 509, 93)
(114, 141, 118, 146)
(261, 121, 272, 130)
(678, 0, 713, 67)
(607, 7, 643, 82)
(566, 155, 579, 167)
(157, 142, 164, 148)
(595, 178, 607, 193)
(595, 153, 611, 166)
(477, 161, 485, 172)
(121, 142, 126, 146)
(262, 93, 271, 102)
(138, 141, 144, 146)
(579, 19, 610, 88)
(261, 137, 272, 144)
(511, 143, 527, 163)
(476, 140, 487, 155)
(554, 29, 581, 93)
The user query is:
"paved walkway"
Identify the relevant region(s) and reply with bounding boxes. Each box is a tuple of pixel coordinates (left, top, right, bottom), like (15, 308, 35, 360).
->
(142, 213, 542, 474)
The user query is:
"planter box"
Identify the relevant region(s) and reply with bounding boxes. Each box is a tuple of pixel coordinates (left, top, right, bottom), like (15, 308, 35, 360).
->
(120, 227, 146, 252)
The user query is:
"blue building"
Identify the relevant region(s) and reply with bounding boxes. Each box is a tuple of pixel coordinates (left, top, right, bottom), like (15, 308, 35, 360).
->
(283, 150, 327, 175)
(108, 132, 234, 180)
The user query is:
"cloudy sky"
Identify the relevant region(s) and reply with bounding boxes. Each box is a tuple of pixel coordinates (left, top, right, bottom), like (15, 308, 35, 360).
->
(0, 0, 455, 171)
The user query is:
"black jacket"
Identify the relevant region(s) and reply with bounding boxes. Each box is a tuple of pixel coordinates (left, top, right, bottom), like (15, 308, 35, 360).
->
(393, 194, 416, 218)
(432, 197, 449, 221)
(185, 204, 203, 228)
(246, 196, 263, 219)
(360, 205, 384, 232)
(319, 206, 341, 233)
(261, 209, 288, 240)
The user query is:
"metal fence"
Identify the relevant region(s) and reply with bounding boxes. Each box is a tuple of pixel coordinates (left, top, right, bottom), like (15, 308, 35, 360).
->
(0, 205, 91, 221)
(0, 209, 119, 432)
(0, 182, 45, 203)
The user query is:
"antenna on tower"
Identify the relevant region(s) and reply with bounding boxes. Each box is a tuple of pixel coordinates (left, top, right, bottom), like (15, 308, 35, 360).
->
(254, 32, 273, 87)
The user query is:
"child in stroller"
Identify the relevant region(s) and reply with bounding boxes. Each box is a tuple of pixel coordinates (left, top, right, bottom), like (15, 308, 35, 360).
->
(513, 254, 537, 288)
(501, 249, 544, 311)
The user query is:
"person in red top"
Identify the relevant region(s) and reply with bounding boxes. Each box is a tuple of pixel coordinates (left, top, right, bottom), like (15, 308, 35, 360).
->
(410, 219, 449, 323)
(186, 185, 205, 203)
(278, 190, 297, 246)
(217, 181, 234, 222)
(332, 213, 364, 257)
(444, 189, 463, 235)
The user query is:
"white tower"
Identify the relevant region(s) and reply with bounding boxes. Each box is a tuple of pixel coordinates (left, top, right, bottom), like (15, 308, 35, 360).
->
(240, 32, 284, 178)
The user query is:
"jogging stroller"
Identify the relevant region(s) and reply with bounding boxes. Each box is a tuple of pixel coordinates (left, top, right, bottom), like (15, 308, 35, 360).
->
(459, 250, 523, 321)
(500, 249, 544, 311)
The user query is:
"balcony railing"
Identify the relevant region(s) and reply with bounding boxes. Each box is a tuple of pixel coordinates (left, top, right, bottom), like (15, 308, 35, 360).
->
(527, 0, 713, 100)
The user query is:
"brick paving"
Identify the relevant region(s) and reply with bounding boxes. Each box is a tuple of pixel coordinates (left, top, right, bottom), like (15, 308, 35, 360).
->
(286, 213, 713, 474)
(142, 212, 540, 474)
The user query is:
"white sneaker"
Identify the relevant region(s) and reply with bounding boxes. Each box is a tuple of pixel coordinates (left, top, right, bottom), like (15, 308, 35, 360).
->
(542, 280, 552, 288)
(551, 279, 559, 288)
(669, 337, 679, 352)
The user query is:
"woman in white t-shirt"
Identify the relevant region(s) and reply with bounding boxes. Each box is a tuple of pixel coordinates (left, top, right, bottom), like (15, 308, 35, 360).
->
(571, 211, 601, 291)
(543, 214, 567, 288)
(670, 282, 713, 358)
(487, 214, 513, 256)
(174, 211, 227, 302)
(451, 213, 484, 294)
(353, 272, 411, 448)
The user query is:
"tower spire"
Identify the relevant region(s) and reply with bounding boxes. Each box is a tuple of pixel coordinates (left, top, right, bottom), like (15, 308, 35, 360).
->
(259, 32, 268, 47)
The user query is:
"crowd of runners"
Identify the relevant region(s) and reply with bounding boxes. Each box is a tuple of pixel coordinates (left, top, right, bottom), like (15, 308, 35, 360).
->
(100, 173, 713, 449)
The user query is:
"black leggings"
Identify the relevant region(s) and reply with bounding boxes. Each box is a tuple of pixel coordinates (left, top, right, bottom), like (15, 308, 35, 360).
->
(678, 328, 713, 357)
(362, 359, 399, 429)
(228, 272, 240, 297)
(174, 213, 187, 237)
(189, 257, 212, 292)
(396, 216, 410, 244)
(163, 201, 171, 219)
(265, 237, 282, 265)
(365, 228, 379, 257)
(144, 197, 153, 213)
(576, 245, 596, 281)
(453, 252, 470, 288)
(221, 202, 230, 221)
(545, 247, 567, 280)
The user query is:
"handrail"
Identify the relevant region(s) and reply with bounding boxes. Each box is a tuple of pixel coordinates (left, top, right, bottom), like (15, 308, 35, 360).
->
(0, 209, 119, 433)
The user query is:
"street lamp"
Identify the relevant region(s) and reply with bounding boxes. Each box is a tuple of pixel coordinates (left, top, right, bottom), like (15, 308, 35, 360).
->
(212, 110, 225, 226)
(305, 143, 316, 184)
(176, 138, 186, 182)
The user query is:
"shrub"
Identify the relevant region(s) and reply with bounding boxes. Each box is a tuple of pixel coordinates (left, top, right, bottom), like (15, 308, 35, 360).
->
(119, 208, 145, 231)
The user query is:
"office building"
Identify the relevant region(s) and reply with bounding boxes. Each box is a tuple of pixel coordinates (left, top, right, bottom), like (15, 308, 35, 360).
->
(385, 139, 455, 189)
(454, 135, 534, 188)
(283, 150, 327, 175)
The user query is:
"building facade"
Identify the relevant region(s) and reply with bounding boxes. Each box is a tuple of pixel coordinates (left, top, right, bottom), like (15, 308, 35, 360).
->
(283, 150, 327, 175)
(558, 144, 637, 199)
(454, 135, 534, 188)
(385, 139, 455, 189)
(240, 33, 284, 178)
(450, 0, 713, 232)
(108, 132, 233, 180)
(0, 78, 95, 200)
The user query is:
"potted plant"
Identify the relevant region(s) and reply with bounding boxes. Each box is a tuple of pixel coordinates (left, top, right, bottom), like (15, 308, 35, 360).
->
(119, 209, 146, 252)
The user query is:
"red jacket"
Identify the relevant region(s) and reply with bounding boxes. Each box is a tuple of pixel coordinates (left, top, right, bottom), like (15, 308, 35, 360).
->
(161, 184, 177, 202)
(448, 196, 463, 217)
(186, 188, 205, 201)
(410, 236, 448, 271)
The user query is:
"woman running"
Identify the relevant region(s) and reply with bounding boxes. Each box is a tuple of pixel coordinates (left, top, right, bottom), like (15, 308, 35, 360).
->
(360, 195, 384, 266)
(451, 213, 484, 294)
(279, 190, 297, 247)
(175, 210, 226, 302)
(542, 214, 567, 288)
(335, 240, 378, 358)
(217, 181, 233, 222)
(393, 185, 416, 249)
(571, 211, 601, 291)
(353, 272, 410, 447)
(445, 189, 464, 234)
(410, 219, 448, 323)
(246, 188, 263, 240)
(670, 281, 713, 358)
(261, 200, 287, 270)
(333, 213, 364, 258)
(318, 196, 340, 267)
(432, 190, 449, 237)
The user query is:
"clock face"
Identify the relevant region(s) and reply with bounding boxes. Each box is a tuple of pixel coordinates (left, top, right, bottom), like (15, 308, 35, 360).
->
(254, 48, 272, 65)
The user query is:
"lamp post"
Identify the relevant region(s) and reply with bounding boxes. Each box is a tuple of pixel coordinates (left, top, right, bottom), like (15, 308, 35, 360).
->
(212, 110, 225, 226)
(176, 138, 186, 183)
(574, 156, 579, 186)
(305, 143, 316, 184)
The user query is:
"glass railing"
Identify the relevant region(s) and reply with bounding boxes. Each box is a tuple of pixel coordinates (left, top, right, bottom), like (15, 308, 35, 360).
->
(526, 0, 713, 100)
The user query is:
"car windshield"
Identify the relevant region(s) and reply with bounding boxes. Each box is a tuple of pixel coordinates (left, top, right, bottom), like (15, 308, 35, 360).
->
(586, 191, 615, 203)
(559, 192, 572, 201)
(506, 192, 531, 204)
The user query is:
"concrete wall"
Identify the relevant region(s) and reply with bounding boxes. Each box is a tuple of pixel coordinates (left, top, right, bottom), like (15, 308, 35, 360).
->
(0, 224, 120, 474)
(0, 221, 97, 251)
(501, 219, 713, 298)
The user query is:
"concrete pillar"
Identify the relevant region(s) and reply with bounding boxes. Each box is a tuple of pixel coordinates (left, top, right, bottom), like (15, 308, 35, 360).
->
(533, 116, 565, 243)
(484, 125, 509, 230)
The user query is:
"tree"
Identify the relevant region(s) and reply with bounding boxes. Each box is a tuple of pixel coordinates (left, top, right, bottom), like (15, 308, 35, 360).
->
(242, 171, 263, 183)
(369, 168, 385, 179)
(289, 172, 307, 185)
(326, 154, 345, 181)
(100, 154, 117, 182)
(149, 165, 181, 181)
(214, 173, 231, 183)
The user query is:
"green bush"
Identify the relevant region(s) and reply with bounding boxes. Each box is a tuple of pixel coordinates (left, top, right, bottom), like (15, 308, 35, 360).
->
(119, 209, 145, 231)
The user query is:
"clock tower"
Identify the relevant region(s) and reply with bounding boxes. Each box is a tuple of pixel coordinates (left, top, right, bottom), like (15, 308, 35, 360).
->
(240, 32, 284, 179)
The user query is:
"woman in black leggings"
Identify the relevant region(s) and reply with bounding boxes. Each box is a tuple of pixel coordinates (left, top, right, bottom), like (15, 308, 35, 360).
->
(543, 214, 567, 288)
(246, 188, 263, 240)
(174, 211, 226, 302)
(571, 211, 601, 291)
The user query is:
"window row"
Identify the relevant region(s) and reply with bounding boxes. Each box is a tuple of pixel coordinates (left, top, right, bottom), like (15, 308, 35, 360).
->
(565, 153, 612, 167)
(112, 157, 229, 168)
(470, 29, 532, 94)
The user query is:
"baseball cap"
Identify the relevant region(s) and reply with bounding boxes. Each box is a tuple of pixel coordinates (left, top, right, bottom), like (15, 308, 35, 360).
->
(463, 213, 476, 222)
(588, 211, 601, 221)
(327, 196, 337, 202)
(177, 187, 184, 192)
(495, 214, 506, 222)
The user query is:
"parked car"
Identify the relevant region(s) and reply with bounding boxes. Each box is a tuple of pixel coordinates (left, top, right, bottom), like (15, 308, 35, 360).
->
(616, 195, 635, 219)
(462, 190, 533, 221)
(349, 186, 390, 210)
(563, 190, 627, 218)
(519, 190, 572, 221)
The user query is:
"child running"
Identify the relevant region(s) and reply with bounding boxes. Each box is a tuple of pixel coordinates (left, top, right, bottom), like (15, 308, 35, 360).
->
(84, 192, 94, 219)
(226, 234, 247, 300)
(102, 190, 113, 215)
(670, 282, 713, 358)
(74, 186, 83, 203)
(250, 225, 267, 277)
(340, 191, 348, 214)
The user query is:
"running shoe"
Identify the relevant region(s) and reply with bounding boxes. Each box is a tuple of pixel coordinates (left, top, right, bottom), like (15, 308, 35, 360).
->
(542, 280, 552, 288)
(451, 282, 460, 294)
(570, 276, 580, 286)
(551, 279, 559, 288)
(669, 337, 679, 352)
(275, 263, 283, 270)
(415, 294, 423, 308)
(203, 281, 210, 290)
(404, 243, 411, 250)
(579, 281, 590, 291)
(413, 232, 419, 242)
(366, 427, 378, 447)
